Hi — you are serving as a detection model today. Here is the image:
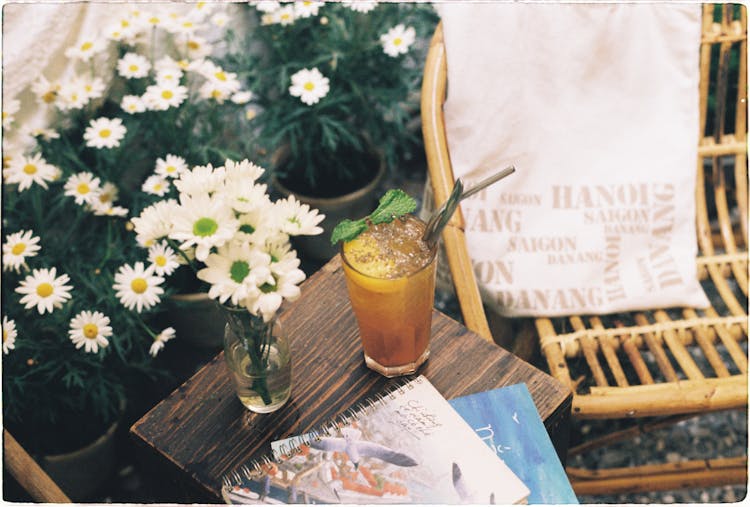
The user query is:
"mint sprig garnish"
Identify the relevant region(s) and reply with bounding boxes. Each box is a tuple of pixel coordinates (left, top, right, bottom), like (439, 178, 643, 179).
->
(330, 189, 417, 244)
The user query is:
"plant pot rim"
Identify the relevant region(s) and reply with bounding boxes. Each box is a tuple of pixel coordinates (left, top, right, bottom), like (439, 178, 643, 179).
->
(169, 292, 213, 303)
(273, 161, 385, 205)
(272, 147, 386, 205)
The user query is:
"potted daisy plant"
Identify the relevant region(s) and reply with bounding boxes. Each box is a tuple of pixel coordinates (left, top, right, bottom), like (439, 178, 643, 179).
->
(0, 2, 260, 498)
(223, 1, 438, 260)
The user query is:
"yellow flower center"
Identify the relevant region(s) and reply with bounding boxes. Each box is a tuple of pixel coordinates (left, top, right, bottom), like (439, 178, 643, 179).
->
(182, 21, 193, 28)
(162, 90, 174, 99)
(2, 330, 7, 343)
(11, 243, 26, 255)
(187, 41, 199, 50)
(99, 129, 111, 138)
(83, 323, 99, 339)
(129, 64, 139, 72)
(394, 37, 403, 46)
(281, 13, 291, 20)
(304, 82, 315, 91)
(2, 112, 8, 119)
(211, 90, 222, 99)
(166, 165, 176, 173)
(99, 193, 111, 203)
(155, 255, 167, 267)
(154, 183, 163, 192)
(149, 16, 160, 24)
(81, 41, 93, 51)
(121, 19, 130, 27)
(36, 283, 53, 298)
(215, 71, 227, 81)
(23, 164, 38, 175)
(77, 183, 90, 195)
(42, 91, 56, 103)
(131, 278, 148, 294)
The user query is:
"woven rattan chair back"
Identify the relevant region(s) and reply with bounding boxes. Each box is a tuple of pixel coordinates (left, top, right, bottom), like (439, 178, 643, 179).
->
(421, 4, 748, 495)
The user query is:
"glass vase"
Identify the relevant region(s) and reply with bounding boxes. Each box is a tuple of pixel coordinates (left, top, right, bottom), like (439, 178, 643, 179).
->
(222, 306, 292, 413)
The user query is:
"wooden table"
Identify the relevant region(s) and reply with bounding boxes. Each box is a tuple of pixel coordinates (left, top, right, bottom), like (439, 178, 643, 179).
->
(130, 256, 572, 503)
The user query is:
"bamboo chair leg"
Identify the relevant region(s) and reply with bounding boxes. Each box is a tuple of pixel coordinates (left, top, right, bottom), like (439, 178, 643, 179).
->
(3, 430, 71, 503)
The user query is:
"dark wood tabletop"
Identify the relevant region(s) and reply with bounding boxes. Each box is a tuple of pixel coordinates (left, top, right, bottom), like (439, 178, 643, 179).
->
(129, 256, 572, 503)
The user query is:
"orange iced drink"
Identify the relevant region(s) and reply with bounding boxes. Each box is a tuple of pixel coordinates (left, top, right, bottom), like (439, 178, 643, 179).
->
(341, 215, 437, 377)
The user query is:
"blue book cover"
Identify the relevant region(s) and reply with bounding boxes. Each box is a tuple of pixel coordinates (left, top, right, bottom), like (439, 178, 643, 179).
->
(448, 383, 578, 504)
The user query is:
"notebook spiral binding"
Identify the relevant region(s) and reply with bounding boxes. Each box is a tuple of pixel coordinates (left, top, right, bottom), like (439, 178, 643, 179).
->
(221, 376, 423, 490)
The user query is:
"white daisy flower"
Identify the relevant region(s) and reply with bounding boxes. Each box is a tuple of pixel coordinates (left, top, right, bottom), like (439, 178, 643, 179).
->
(342, 0, 377, 13)
(83, 117, 127, 149)
(142, 175, 171, 196)
(294, 1, 324, 18)
(132, 199, 178, 247)
(64, 37, 106, 61)
(255, 1, 280, 13)
(148, 241, 180, 276)
(2, 99, 20, 129)
(198, 242, 271, 306)
(31, 76, 60, 105)
(27, 127, 60, 141)
(2, 316, 17, 354)
(155, 68, 184, 86)
(144, 11, 166, 28)
(2, 153, 57, 191)
(199, 82, 231, 103)
(273, 195, 325, 236)
(121, 95, 146, 114)
(169, 194, 239, 261)
(250, 264, 306, 322)
(64, 172, 102, 205)
(225, 159, 265, 183)
(264, 238, 301, 276)
(81, 77, 106, 101)
(231, 91, 253, 104)
(113, 262, 165, 313)
(56, 79, 91, 111)
(169, 16, 199, 36)
(182, 35, 213, 60)
(143, 82, 188, 111)
(68, 310, 112, 353)
(92, 202, 129, 217)
(3, 230, 41, 273)
(117, 52, 152, 79)
(226, 182, 269, 215)
(15, 267, 73, 315)
(236, 208, 275, 245)
(155, 154, 188, 179)
(289, 67, 329, 106)
(203, 64, 241, 93)
(380, 24, 416, 57)
(173, 163, 225, 196)
(149, 327, 176, 357)
(277, 5, 296, 25)
(96, 182, 120, 205)
(154, 56, 182, 73)
(211, 12, 229, 27)
(103, 22, 138, 43)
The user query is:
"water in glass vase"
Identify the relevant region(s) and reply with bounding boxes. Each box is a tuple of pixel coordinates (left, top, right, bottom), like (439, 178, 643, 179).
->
(223, 310, 292, 413)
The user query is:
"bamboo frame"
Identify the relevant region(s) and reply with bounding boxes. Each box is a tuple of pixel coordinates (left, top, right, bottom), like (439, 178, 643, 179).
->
(421, 4, 748, 495)
(3, 430, 71, 503)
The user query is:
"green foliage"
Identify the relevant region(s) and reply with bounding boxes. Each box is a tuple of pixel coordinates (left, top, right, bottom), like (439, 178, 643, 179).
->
(223, 3, 439, 196)
(330, 188, 417, 244)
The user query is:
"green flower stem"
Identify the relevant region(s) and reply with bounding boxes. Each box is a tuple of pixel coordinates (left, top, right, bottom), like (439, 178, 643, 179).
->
(165, 238, 199, 273)
(225, 308, 273, 406)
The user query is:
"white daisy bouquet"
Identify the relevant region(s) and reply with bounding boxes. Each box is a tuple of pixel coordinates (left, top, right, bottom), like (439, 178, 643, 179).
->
(224, 1, 438, 198)
(132, 158, 324, 405)
(0, 3, 256, 453)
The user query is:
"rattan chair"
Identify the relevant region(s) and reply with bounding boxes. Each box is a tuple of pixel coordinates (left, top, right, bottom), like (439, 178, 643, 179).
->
(422, 5, 748, 495)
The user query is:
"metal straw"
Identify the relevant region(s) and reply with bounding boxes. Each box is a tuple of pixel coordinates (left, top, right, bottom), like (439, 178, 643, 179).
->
(422, 166, 516, 248)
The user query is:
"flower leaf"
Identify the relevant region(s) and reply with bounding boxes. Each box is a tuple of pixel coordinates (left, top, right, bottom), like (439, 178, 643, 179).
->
(330, 219, 369, 245)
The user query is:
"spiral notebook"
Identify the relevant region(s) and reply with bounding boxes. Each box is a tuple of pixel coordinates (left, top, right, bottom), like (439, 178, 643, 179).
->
(221, 375, 530, 504)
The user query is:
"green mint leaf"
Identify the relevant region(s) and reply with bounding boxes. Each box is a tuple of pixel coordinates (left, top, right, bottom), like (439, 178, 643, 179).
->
(369, 189, 417, 225)
(330, 189, 417, 244)
(330, 219, 368, 245)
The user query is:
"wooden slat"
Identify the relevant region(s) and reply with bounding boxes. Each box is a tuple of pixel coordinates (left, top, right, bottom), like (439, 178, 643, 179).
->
(421, 22, 492, 342)
(703, 307, 749, 373)
(735, 7, 749, 245)
(568, 457, 748, 495)
(615, 322, 655, 385)
(654, 311, 705, 380)
(591, 317, 629, 387)
(3, 430, 71, 503)
(634, 313, 680, 382)
(536, 318, 577, 392)
(682, 309, 732, 377)
(571, 316, 609, 388)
